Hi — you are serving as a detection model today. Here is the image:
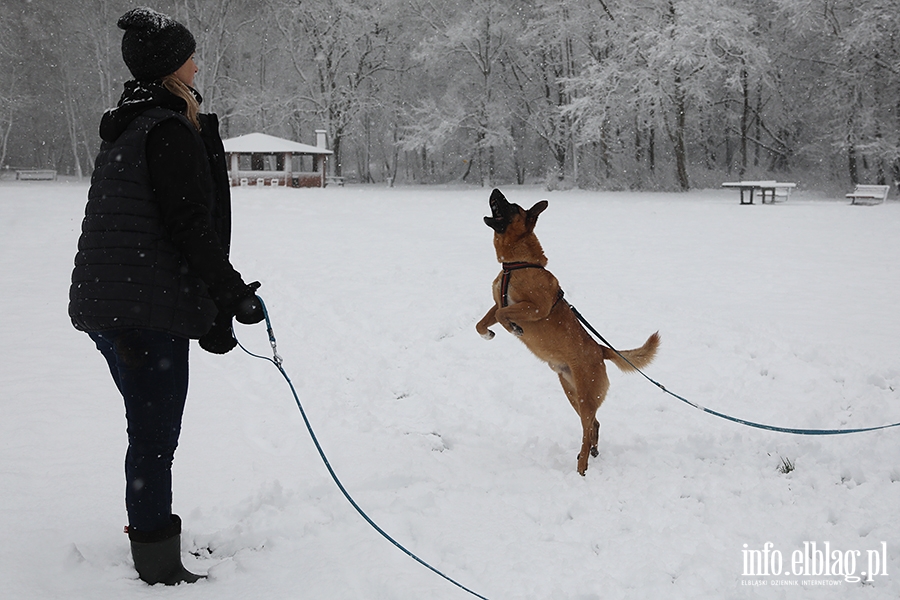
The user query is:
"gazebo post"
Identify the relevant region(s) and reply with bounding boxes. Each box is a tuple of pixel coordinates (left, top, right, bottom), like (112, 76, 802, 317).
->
(284, 152, 292, 187)
(230, 154, 240, 186)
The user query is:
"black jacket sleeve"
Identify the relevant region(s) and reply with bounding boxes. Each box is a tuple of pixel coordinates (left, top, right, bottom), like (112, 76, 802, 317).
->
(146, 118, 247, 308)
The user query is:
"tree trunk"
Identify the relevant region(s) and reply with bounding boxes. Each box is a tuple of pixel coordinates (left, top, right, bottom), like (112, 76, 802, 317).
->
(740, 66, 748, 177)
(62, 78, 84, 179)
(753, 80, 762, 168)
(332, 133, 343, 178)
(648, 103, 656, 172)
(672, 80, 689, 190)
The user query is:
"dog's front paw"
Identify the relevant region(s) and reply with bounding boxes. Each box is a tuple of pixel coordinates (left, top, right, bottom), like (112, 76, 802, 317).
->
(480, 329, 495, 340)
(509, 322, 524, 336)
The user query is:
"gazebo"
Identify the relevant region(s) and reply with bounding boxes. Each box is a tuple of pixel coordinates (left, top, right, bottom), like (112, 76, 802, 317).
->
(222, 130, 333, 188)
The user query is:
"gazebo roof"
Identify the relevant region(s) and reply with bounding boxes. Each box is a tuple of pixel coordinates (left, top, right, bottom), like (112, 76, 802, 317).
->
(222, 132, 333, 155)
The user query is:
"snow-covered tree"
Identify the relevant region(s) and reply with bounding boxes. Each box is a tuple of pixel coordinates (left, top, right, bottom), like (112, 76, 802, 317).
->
(566, 0, 770, 189)
(0, 0, 897, 189)
(173, 0, 254, 114)
(0, 5, 24, 169)
(404, 0, 523, 186)
(775, 0, 900, 185)
(508, 0, 588, 185)
(272, 0, 400, 178)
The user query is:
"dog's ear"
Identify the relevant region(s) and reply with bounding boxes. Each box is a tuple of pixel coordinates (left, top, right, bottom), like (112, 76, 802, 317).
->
(525, 200, 548, 229)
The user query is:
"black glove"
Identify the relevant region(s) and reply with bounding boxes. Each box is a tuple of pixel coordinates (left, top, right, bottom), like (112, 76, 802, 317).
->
(212, 280, 265, 325)
(198, 312, 237, 354)
(233, 281, 265, 325)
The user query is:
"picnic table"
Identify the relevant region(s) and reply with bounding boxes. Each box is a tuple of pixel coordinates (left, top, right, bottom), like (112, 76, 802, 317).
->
(722, 180, 796, 204)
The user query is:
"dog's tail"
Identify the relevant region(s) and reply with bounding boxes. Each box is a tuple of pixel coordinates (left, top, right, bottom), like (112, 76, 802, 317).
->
(603, 331, 660, 373)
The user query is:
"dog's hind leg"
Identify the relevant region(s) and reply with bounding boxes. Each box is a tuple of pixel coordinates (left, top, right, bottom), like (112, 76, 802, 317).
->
(582, 363, 609, 467)
(576, 412, 597, 475)
(556, 372, 587, 473)
(557, 368, 606, 475)
(590, 419, 600, 458)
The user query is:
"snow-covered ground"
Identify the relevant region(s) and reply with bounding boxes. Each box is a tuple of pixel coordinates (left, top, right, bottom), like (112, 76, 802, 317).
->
(2, 181, 899, 599)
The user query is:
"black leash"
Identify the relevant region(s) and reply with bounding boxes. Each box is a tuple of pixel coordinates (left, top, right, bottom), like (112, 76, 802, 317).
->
(569, 305, 900, 436)
(235, 296, 491, 600)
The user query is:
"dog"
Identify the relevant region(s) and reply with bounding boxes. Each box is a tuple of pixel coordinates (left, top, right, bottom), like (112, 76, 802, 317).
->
(476, 189, 659, 475)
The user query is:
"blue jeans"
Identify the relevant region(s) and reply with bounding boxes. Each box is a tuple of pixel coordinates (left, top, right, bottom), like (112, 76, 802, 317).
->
(89, 329, 190, 534)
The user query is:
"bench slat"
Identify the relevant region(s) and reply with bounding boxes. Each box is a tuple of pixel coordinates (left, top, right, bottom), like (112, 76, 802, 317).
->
(16, 169, 57, 180)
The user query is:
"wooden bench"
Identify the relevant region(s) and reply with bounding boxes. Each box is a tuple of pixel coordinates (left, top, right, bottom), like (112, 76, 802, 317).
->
(722, 180, 796, 204)
(846, 184, 889, 205)
(325, 176, 345, 187)
(16, 169, 57, 181)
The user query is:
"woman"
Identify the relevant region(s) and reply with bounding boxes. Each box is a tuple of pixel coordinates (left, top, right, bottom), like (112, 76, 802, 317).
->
(69, 7, 263, 585)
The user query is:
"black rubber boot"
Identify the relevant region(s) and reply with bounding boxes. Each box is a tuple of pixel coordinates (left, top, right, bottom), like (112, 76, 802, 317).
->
(128, 514, 205, 585)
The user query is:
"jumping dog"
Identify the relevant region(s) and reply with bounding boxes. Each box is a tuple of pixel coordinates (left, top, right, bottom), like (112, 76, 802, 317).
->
(476, 189, 659, 475)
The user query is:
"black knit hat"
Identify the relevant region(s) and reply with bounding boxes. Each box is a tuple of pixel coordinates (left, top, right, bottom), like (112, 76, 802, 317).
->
(118, 7, 196, 82)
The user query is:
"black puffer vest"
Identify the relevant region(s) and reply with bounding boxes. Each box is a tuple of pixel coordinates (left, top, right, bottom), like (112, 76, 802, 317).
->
(69, 107, 219, 338)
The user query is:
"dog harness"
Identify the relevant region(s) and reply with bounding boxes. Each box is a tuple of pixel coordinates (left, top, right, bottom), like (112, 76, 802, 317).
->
(500, 262, 566, 309)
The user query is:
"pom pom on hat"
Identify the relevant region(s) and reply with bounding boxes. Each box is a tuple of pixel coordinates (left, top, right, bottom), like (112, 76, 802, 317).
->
(118, 7, 195, 82)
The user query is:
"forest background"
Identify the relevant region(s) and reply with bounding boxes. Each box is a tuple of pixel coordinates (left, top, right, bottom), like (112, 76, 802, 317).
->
(1, 0, 898, 192)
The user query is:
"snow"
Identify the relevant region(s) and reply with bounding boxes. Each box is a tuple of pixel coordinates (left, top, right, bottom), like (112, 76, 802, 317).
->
(2, 181, 899, 599)
(118, 7, 178, 33)
(222, 132, 332, 155)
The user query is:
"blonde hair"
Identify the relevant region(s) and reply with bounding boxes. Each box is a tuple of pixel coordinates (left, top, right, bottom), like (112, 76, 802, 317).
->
(161, 74, 201, 130)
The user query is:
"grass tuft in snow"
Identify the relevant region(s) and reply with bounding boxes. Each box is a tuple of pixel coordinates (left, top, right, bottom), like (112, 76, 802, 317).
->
(777, 456, 796, 475)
